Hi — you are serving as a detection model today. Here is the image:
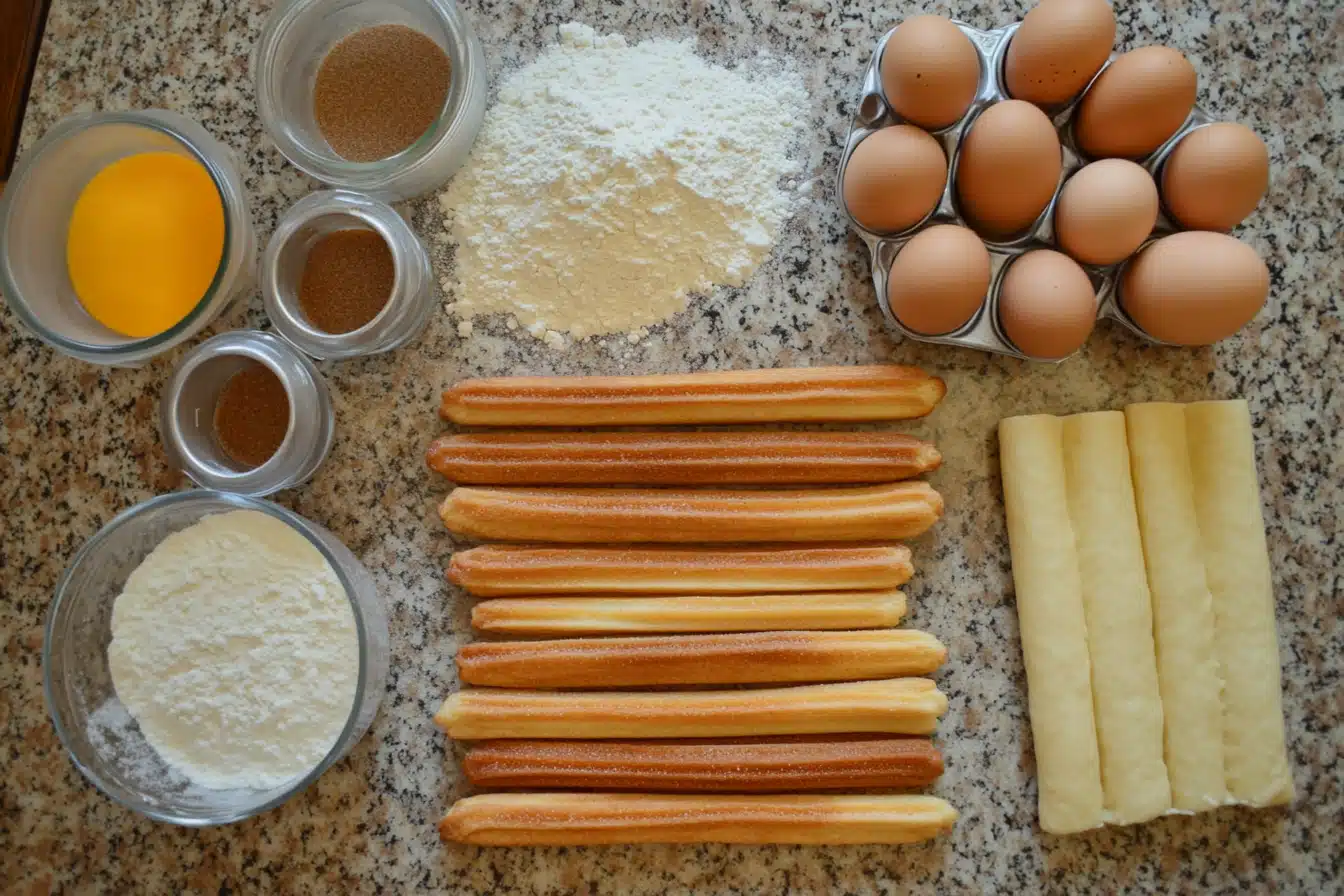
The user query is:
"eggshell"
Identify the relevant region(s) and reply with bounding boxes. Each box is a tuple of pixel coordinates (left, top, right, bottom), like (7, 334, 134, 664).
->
(1054, 159, 1159, 265)
(886, 224, 992, 335)
(1005, 0, 1116, 107)
(1074, 46, 1198, 159)
(842, 125, 948, 233)
(881, 16, 981, 130)
(1119, 231, 1269, 345)
(1161, 123, 1270, 231)
(997, 249, 1097, 359)
(955, 100, 1062, 238)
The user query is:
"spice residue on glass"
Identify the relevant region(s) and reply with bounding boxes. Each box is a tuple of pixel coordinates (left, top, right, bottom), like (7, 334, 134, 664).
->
(298, 229, 396, 334)
(214, 361, 290, 468)
(313, 24, 452, 162)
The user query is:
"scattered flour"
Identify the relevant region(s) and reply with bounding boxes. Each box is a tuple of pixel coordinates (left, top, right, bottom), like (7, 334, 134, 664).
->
(438, 22, 807, 343)
(107, 510, 358, 790)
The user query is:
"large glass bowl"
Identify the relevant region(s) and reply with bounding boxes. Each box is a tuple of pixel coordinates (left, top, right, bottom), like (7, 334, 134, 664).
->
(42, 491, 390, 825)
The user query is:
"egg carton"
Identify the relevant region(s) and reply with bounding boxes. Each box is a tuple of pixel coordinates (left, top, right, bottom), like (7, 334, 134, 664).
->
(838, 20, 1218, 361)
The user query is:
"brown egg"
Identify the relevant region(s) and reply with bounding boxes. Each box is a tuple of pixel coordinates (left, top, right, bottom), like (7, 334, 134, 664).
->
(887, 225, 991, 335)
(1005, 0, 1116, 107)
(1120, 231, 1269, 345)
(955, 100, 1062, 238)
(1074, 47, 1198, 159)
(842, 125, 947, 233)
(1054, 159, 1159, 265)
(1161, 123, 1270, 231)
(997, 249, 1097, 359)
(880, 15, 981, 130)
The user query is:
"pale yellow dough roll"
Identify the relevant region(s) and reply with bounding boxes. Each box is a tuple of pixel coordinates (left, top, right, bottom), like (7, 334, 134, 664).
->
(1124, 402, 1227, 810)
(1061, 412, 1172, 824)
(1185, 400, 1294, 806)
(999, 414, 1104, 834)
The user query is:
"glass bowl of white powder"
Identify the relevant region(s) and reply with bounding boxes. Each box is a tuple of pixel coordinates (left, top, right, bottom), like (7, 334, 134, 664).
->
(43, 490, 390, 825)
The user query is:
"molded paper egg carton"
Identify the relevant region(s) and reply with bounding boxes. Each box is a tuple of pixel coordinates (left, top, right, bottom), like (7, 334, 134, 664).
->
(838, 20, 1219, 360)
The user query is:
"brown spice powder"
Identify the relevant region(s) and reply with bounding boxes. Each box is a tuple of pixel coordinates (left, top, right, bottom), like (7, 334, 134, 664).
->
(214, 362, 290, 469)
(313, 24, 452, 163)
(298, 229, 396, 334)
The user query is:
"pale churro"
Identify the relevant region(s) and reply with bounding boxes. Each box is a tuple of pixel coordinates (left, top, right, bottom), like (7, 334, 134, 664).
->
(448, 544, 915, 596)
(470, 591, 908, 635)
(439, 793, 959, 845)
(426, 430, 942, 485)
(434, 679, 948, 739)
(462, 736, 945, 791)
(438, 483, 944, 543)
(457, 630, 946, 688)
(439, 365, 946, 426)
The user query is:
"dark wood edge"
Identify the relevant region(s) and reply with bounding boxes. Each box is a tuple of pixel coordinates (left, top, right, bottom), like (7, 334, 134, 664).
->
(1, 0, 53, 181)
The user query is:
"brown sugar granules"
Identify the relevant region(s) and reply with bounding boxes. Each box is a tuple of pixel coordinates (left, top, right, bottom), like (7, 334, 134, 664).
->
(313, 24, 452, 162)
(214, 362, 290, 469)
(298, 229, 396, 334)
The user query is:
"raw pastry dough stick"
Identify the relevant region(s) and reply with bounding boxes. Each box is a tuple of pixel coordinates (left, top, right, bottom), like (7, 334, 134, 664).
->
(1061, 412, 1171, 824)
(1124, 402, 1228, 810)
(1185, 400, 1294, 806)
(470, 591, 908, 635)
(998, 414, 1104, 834)
(440, 793, 959, 846)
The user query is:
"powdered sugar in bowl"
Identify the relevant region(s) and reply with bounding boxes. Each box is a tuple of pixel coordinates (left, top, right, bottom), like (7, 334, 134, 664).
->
(42, 491, 389, 825)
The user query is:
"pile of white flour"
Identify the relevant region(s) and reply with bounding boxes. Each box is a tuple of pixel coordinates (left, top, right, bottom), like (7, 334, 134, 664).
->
(439, 23, 807, 346)
(107, 510, 358, 790)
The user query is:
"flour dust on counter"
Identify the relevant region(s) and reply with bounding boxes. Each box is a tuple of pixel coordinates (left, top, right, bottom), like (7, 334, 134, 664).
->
(438, 22, 807, 347)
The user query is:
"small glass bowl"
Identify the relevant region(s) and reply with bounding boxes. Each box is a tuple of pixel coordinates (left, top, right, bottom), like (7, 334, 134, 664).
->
(159, 331, 336, 496)
(0, 110, 256, 366)
(43, 490, 390, 826)
(254, 0, 488, 200)
(263, 190, 435, 359)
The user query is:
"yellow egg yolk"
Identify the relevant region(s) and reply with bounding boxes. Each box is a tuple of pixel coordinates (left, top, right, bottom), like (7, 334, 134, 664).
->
(66, 151, 226, 338)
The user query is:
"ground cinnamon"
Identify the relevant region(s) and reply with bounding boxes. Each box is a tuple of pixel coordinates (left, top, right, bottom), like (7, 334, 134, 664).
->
(214, 362, 290, 468)
(313, 24, 452, 163)
(298, 229, 395, 334)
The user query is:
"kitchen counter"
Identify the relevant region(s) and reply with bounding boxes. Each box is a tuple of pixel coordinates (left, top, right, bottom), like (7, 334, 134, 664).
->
(2, 0, 1339, 892)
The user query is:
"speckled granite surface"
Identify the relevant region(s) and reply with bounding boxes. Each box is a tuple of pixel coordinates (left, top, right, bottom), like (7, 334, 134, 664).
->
(2, 0, 1340, 892)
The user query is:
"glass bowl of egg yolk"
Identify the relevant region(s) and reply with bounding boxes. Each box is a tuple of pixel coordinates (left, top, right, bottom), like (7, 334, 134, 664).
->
(0, 110, 256, 365)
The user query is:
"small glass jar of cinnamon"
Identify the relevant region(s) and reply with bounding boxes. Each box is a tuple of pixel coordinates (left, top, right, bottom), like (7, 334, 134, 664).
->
(159, 330, 334, 496)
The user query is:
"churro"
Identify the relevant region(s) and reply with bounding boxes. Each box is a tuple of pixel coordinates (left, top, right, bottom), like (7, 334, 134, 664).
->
(427, 430, 941, 485)
(462, 736, 945, 791)
(439, 792, 959, 845)
(471, 591, 908, 635)
(439, 365, 946, 426)
(448, 544, 915, 596)
(434, 678, 948, 739)
(457, 630, 946, 688)
(439, 483, 944, 543)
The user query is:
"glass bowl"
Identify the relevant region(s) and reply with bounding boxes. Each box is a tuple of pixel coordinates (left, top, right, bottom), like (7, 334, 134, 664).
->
(0, 110, 256, 366)
(42, 491, 390, 825)
(254, 0, 488, 200)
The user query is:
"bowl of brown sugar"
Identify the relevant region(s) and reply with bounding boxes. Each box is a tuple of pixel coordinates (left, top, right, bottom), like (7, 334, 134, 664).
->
(262, 189, 434, 360)
(254, 0, 487, 200)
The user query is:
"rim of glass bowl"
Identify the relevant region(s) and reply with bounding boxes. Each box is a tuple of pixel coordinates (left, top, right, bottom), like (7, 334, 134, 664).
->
(0, 111, 237, 362)
(41, 490, 372, 826)
(253, 0, 473, 192)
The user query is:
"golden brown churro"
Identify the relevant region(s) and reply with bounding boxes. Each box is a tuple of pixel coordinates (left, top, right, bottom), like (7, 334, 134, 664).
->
(434, 678, 948, 739)
(470, 591, 908, 635)
(439, 365, 946, 426)
(456, 630, 947, 688)
(462, 736, 945, 791)
(439, 793, 959, 845)
(438, 483, 944, 543)
(426, 430, 942, 485)
(448, 544, 915, 596)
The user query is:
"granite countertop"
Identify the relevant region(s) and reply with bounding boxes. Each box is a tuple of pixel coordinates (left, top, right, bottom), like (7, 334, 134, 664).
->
(2, 0, 1340, 892)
